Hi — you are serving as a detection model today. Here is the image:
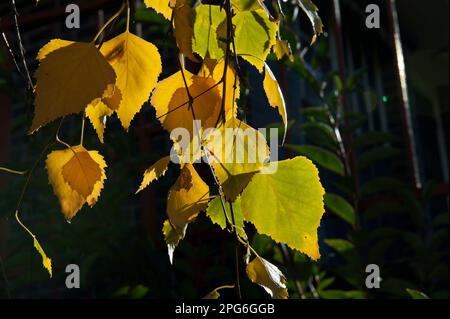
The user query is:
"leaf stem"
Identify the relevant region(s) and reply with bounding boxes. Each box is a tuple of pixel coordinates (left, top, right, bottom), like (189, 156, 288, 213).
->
(92, 2, 126, 43)
(0, 167, 27, 175)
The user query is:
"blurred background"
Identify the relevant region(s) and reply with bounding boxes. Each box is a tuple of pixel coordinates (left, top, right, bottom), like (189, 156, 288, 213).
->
(0, 0, 448, 299)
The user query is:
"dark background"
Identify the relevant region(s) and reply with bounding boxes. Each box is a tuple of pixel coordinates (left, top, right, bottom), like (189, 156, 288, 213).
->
(0, 0, 448, 299)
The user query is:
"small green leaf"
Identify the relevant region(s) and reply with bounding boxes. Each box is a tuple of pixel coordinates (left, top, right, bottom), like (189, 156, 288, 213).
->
(357, 146, 402, 171)
(406, 288, 429, 299)
(286, 144, 345, 176)
(324, 193, 355, 225)
(296, 0, 324, 44)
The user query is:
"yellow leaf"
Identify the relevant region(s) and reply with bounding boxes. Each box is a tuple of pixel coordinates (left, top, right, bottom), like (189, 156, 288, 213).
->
(31, 42, 116, 133)
(100, 31, 162, 129)
(263, 63, 287, 144)
(33, 237, 52, 278)
(162, 219, 187, 264)
(207, 119, 269, 201)
(46, 146, 107, 221)
(37, 39, 74, 61)
(85, 101, 114, 143)
(151, 69, 222, 139)
(61, 146, 103, 198)
(136, 156, 171, 193)
(246, 256, 288, 299)
(273, 39, 294, 62)
(203, 285, 235, 299)
(167, 164, 210, 229)
(144, 0, 173, 20)
(173, 0, 198, 61)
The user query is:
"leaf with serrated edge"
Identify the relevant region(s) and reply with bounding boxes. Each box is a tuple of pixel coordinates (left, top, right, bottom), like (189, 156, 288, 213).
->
(31, 42, 116, 133)
(137, 156, 171, 193)
(241, 156, 325, 259)
(100, 31, 162, 129)
(263, 63, 288, 144)
(246, 256, 288, 299)
(62, 146, 102, 198)
(46, 147, 107, 221)
(167, 164, 210, 229)
(163, 219, 187, 264)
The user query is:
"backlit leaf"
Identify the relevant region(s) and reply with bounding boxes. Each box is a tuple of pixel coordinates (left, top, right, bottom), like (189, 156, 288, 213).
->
(32, 42, 116, 133)
(163, 219, 187, 264)
(246, 256, 288, 299)
(33, 236, 52, 278)
(241, 156, 325, 259)
(263, 63, 287, 144)
(151, 69, 222, 139)
(46, 146, 107, 221)
(296, 0, 324, 44)
(62, 146, 103, 198)
(193, 5, 226, 59)
(100, 31, 162, 129)
(137, 156, 171, 193)
(218, 9, 277, 71)
(206, 196, 245, 237)
(144, 0, 173, 20)
(167, 164, 210, 229)
(207, 119, 270, 201)
(85, 101, 114, 143)
(203, 285, 235, 299)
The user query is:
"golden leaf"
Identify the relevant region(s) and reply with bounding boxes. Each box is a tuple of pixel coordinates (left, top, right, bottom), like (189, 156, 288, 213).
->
(246, 256, 289, 299)
(46, 146, 107, 221)
(136, 156, 171, 193)
(31, 42, 116, 133)
(263, 63, 288, 144)
(151, 69, 222, 139)
(85, 101, 114, 143)
(167, 164, 210, 229)
(100, 31, 162, 129)
(61, 146, 103, 198)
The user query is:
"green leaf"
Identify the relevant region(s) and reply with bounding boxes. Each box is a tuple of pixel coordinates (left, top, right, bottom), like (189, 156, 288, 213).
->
(406, 288, 429, 299)
(353, 132, 395, 149)
(286, 144, 345, 176)
(300, 106, 330, 123)
(360, 177, 408, 197)
(324, 238, 354, 253)
(296, 0, 324, 44)
(241, 156, 325, 259)
(357, 146, 402, 171)
(206, 196, 246, 238)
(193, 5, 226, 59)
(324, 193, 355, 225)
(219, 9, 277, 71)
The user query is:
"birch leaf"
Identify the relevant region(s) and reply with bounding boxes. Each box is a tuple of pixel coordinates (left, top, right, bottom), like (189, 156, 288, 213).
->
(263, 63, 287, 144)
(61, 146, 102, 198)
(46, 146, 107, 221)
(100, 31, 162, 129)
(151, 70, 222, 139)
(296, 0, 324, 44)
(32, 42, 116, 133)
(246, 256, 288, 299)
(85, 101, 114, 143)
(137, 156, 171, 193)
(207, 119, 269, 201)
(167, 164, 210, 229)
(144, 0, 173, 20)
(33, 236, 52, 278)
(163, 219, 187, 264)
(241, 156, 325, 260)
